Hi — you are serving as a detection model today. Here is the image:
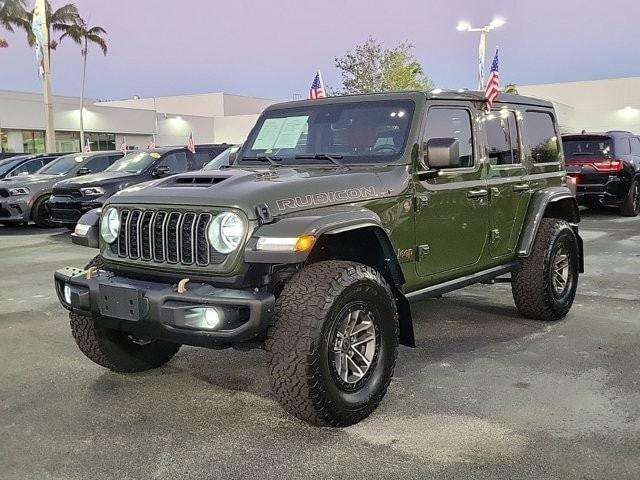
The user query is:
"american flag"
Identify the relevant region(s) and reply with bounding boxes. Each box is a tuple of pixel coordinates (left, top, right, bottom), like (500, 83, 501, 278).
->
(147, 135, 156, 149)
(83, 138, 91, 153)
(186, 132, 195, 153)
(484, 48, 500, 112)
(120, 136, 127, 154)
(308, 71, 326, 100)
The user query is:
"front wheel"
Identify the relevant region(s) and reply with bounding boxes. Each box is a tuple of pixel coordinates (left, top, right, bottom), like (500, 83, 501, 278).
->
(512, 218, 579, 321)
(69, 254, 181, 372)
(31, 195, 55, 228)
(266, 261, 399, 427)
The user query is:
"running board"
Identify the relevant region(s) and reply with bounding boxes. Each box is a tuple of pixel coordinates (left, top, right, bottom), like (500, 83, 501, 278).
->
(405, 262, 520, 304)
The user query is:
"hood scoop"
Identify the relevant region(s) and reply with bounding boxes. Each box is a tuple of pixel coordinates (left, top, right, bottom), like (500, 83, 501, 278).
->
(164, 175, 230, 187)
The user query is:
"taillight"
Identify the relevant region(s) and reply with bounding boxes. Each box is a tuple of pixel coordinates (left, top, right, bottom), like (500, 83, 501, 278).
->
(592, 160, 624, 173)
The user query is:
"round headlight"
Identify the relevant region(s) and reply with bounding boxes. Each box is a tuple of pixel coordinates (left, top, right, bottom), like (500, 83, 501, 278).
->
(100, 207, 120, 244)
(207, 212, 245, 254)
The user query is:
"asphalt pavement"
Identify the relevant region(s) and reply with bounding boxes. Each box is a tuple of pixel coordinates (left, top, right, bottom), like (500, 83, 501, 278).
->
(0, 209, 638, 479)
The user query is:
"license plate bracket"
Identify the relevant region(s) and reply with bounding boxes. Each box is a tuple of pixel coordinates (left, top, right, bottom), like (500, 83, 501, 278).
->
(99, 284, 142, 321)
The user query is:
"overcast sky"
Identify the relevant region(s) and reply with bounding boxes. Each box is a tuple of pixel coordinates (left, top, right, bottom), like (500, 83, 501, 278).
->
(1, 0, 639, 101)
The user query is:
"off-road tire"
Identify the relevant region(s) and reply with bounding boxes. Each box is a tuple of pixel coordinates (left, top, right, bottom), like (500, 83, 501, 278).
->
(69, 254, 180, 373)
(31, 195, 55, 228)
(619, 179, 640, 217)
(512, 218, 579, 321)
(266, 261, 399, 427)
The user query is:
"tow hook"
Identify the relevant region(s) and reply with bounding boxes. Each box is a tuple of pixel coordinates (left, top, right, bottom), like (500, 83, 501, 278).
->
(177, 278, 190, 294)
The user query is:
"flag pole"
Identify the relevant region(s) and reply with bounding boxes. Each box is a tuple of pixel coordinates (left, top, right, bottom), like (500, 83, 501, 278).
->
(36, 0, 56, 152)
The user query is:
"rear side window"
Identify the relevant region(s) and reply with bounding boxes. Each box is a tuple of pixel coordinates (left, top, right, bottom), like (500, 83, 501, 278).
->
(486, 111, 520, 165)
(83, 155, 111, 173)
(524, 111, 560, 163)
(424, 108, 474, 168)
(192, 152, 213, 169)
(629, 136, 640, 155)
(159, 152, 189, 174)
(9, 158, 45, 176)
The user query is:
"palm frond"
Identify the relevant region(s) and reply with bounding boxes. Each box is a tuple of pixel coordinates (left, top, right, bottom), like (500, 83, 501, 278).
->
(86, 32, 107, 55)
(48, 2, 80, 25)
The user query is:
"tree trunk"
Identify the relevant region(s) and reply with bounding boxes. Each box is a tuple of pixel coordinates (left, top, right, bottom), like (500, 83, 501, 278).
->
(79, 38, 87, 150)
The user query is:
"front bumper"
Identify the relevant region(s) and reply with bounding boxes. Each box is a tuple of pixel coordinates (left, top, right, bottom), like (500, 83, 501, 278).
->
(54, 267, 275, 347)
(0, 197, 31, 221)
(49, 195, 104, 226)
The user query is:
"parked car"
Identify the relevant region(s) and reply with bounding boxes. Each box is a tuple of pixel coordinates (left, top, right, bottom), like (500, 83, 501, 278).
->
(202, 145, 241, 170)
(0, 152, 23, 161)
(48, 144, 230, 229)
(563, 131, 640, 216)
(55, 91, 582, 427)
(0, 151, 124, 227)
(0, 153, 65, 179)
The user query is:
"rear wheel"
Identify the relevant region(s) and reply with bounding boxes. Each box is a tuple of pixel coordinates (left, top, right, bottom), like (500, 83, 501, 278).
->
(31, 195, 55, 228)
(266, 261, 398, 427)
(512, 218, 579, 321)
(619, 179, 640, 217)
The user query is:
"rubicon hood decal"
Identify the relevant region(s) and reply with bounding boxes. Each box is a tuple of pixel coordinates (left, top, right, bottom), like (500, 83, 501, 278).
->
(276, 186, 377, 211)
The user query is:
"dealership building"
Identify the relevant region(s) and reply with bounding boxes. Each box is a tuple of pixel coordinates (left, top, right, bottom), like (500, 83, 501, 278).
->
(0, 90, 277, 153)
(1, 77, 639, 154)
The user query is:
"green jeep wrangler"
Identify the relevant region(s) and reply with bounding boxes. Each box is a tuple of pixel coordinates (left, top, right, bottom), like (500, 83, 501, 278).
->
(55, 91, 583, 426)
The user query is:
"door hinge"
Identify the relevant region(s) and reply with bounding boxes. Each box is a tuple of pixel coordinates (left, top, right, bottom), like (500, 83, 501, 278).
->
(417, 244, 430, 260)
(414, 196, 429, 212)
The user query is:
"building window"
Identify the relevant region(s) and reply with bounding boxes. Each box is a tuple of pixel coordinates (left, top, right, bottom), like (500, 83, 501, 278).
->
(56, 131, 80, 152)
(22, 130, 46, 153)
(86, 132, 116, 151)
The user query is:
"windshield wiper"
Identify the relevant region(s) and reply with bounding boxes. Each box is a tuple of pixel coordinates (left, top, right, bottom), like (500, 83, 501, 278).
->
(242, 155, 283, 166)
(294, 153, 346, 168)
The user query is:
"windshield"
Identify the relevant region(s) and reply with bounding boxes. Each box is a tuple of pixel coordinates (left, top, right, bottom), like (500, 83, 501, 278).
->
(563, 136, 613, 159)
(203, 147, 239, 170)
(0, 156, 28, 176)
(38, 154, 86, 175)
(107, 152, 157, 173)
(240, 100, 415, 165)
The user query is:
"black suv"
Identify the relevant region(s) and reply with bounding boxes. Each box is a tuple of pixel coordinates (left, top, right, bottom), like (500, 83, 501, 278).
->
(49, 144, 230, 228)
(0, 153, 65, 179)
(563, 131, 640, 216)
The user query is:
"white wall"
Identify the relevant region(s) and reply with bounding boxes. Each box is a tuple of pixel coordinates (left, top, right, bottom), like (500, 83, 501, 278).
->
(519, 77, 640, 134)
(212, 115, 259, 144)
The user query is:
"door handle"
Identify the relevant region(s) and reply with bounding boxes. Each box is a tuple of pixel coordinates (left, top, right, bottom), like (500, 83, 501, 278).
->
(467, 189, 488, 199)
(513, 184, 530, 192)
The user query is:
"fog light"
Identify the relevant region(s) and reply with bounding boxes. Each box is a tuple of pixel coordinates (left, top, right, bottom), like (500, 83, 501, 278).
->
(182, 307, 223, 331)
(63, 284, 72, 305)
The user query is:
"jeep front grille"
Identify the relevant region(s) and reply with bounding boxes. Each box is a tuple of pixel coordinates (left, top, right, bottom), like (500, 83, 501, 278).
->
(112, 209, 225, 266)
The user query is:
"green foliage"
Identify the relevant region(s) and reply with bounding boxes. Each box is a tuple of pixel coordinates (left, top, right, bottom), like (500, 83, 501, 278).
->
(60, 20, 108, 56)
(333, 37, 433, 95)
(0, 0, 28, 47)
(503, 83, 519, 94)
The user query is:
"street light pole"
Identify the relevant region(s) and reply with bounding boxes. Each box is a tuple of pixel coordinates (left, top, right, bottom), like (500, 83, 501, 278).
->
(457, 18, 505, 91)
(36, 0, 56, 152)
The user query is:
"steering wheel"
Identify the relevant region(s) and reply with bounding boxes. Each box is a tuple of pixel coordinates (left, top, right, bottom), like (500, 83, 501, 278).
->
(372, 145, 397, 154)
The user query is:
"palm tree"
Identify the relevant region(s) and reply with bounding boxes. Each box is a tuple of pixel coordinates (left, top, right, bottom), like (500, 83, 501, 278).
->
(24, 1, 80, 52)
(0, 0, 28, 47)
(59, 19, 107, 148)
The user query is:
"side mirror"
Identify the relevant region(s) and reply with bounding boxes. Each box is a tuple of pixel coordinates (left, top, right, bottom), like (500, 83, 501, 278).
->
(77, 167, 92, 176)
(152, 165, 171, 177)
(424, 138, 461, 169)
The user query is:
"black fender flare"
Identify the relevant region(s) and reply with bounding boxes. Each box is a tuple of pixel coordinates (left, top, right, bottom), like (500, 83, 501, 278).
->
(244, 207, 415, 347)
(71, 208, 101, 248)
(517, 186, 583, 272)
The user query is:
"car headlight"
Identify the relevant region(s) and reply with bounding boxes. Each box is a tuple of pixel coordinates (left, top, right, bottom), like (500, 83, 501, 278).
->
(207, 212, 245, 254)
(80, 186, 106, 196)
(100, 207, 120, 243)
(8, 187, 29, 196)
